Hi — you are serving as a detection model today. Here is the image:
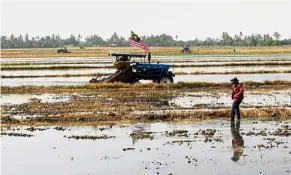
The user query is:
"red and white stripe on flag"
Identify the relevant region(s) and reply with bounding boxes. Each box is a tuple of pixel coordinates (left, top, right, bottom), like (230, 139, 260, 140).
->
(130, 39, 150, 52)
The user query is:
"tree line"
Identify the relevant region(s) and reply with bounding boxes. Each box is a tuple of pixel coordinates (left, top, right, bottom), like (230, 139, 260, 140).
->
(1, 32, 291, 49)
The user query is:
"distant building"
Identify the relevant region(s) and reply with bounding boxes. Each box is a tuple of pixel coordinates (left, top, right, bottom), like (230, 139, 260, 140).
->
(110, 44, 117, 47)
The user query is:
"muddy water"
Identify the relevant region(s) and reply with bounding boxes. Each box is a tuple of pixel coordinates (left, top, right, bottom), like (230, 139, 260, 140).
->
(0, 57, 110, 63)
(171, 65, 291, 74)
(2, 68, 115, 76)
(1, 92, 290, 108)
(2, 54, 291, 63)
(1, 93, 71, 105)
(3, 65, 291, 77)
(175, 73, 291, 82)
(167, 61, 291, 66)
(171, 92, 291, 108)
(2, 63, 112, 68)
(1, 120, 291, 175)
(1, 73, 291, 86)
(3, 61, 291, 68)
(1, 77, 89, 86)
(153, 54, 291, 60)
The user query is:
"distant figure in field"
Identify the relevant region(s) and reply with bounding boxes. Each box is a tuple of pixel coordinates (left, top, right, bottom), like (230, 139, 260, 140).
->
(230, 77, 244, 121)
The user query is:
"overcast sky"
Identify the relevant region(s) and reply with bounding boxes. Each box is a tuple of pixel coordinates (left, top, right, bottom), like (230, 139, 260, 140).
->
(1, 0, 291, 40)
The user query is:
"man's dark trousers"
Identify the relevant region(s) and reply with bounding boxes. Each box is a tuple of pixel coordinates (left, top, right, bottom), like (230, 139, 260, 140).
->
(231, 100, 242, 121)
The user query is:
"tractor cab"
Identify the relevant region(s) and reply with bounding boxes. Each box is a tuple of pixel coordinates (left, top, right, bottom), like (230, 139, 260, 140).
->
(109, 53, 146, 70)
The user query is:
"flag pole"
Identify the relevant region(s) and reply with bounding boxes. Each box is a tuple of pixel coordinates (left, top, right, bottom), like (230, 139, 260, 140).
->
(129, 31, 132, 54)
(129, 38, 131, 54)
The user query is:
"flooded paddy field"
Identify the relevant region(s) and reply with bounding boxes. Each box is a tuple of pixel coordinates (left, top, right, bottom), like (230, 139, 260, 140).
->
(1, 93, 72, 105)
(2, 54, 291, 64)
(2, 65, 291, 78)
(1, 54, 291, 175)
(1, 86, 290, 124)
(172, 65, 291, 74)
(2, 73, 291, 86)
(1, 120, 291, 175)
(1, 63, 113, 69)
(1, 68, 115, 77)
(170, 91, 291, 108)
(2, 61, 291, 68)
(2, 54, 291, 87)
(1, 76, 90, 86)
(0, 57, 110, 63)
(1, 90, 290, 107)
(0, 53, 289, 60)
(1, 90, 290, 122)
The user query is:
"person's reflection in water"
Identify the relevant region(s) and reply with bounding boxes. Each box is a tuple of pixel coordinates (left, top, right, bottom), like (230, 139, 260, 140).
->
(231, 121, 244, 162)
(131, 124, 147, 145)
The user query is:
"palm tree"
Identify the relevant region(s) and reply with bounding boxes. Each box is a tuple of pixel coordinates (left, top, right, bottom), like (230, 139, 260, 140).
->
(273, 32, 281, 46)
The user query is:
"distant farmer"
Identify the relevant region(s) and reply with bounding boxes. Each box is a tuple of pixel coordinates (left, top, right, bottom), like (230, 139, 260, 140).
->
(230, 77, 244, 121)
(148, 52, 151, 64)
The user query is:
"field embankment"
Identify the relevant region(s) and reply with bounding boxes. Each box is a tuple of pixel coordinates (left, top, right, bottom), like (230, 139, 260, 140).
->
(2, 46, 291, 58)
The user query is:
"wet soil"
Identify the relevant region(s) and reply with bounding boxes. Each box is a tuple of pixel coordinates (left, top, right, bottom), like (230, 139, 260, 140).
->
(1, 89, 290, 126)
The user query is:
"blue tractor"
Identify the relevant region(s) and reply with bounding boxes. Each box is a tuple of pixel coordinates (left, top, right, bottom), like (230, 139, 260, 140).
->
(90, 53, 175, 83)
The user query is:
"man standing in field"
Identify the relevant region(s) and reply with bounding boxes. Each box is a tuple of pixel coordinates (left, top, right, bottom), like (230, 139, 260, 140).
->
(231, 77, 244, 121)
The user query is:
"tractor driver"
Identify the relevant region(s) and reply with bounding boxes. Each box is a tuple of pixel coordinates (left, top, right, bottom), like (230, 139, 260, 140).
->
(120, 55, 128, 61)
(148, 52, 151, 64)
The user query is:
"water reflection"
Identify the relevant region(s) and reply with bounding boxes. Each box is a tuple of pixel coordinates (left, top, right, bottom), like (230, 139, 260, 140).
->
(2, 120, 290, 175)
(231, 121, 244, 162)
(130, 123, 149, 145)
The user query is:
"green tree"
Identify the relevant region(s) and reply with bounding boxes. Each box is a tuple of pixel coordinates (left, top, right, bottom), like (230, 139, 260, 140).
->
(273, 32, 281, 46)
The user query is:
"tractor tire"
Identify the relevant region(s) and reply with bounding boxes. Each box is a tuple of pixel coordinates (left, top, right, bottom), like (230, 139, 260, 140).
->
(159, 76, 173, 84)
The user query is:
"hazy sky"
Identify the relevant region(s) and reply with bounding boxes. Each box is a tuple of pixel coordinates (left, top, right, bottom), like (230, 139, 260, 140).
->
(1, 0, 291, 40)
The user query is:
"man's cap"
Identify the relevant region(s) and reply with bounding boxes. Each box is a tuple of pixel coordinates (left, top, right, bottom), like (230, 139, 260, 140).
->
(231, 77, 239, 82)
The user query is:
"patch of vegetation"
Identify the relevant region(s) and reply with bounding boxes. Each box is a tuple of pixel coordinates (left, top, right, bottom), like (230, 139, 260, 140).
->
(2, 80, 291, 94)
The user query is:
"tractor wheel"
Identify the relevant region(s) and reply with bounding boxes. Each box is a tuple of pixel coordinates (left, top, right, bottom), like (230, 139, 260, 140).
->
(159, 77, 173, 84)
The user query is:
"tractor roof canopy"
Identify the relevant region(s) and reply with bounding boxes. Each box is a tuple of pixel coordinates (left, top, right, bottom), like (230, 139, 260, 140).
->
(109, 53, 146, 58)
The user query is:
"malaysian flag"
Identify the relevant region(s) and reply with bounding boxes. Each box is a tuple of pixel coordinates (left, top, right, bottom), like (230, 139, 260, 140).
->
(130, 31, 150, 53)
